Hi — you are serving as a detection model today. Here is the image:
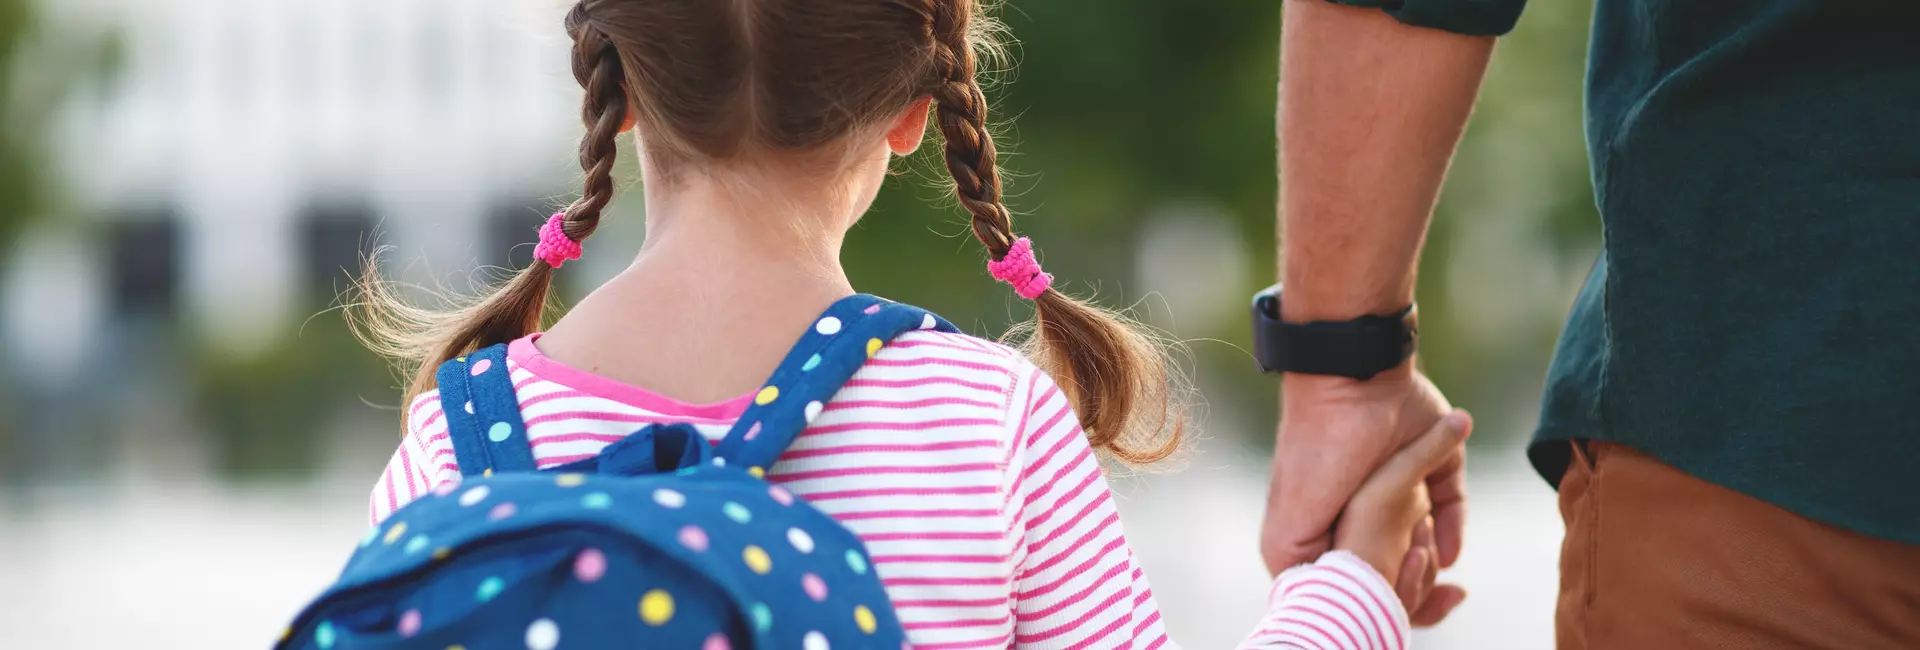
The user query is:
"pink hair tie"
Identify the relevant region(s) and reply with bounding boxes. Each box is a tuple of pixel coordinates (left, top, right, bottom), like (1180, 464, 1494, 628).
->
(532, 213, 583, 268)
(988, 237, 1053, 300)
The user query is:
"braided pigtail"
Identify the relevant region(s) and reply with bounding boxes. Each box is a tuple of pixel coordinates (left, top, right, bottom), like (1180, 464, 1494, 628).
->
(927, 0, 1185, 466)
(350, 2, 632, 423)
(557, 2, 625, 246)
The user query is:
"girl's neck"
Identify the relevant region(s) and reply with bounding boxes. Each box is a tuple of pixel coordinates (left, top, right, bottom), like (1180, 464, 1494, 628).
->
(535, 157, 880, 405)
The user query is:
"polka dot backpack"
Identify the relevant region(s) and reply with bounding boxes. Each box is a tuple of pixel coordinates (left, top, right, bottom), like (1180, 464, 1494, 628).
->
(279, 295, 956, 650)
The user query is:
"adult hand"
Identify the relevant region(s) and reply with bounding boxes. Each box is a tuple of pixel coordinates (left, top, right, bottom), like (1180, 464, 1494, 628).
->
(1260, 366, 1469, 625)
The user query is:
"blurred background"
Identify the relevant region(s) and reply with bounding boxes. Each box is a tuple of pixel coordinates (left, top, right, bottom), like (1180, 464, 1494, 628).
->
(0, 0, 1598, 647)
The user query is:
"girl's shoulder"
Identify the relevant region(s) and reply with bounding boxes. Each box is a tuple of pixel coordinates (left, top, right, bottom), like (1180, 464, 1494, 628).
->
(857, 329, 1067, 433)
(862, 328, 1046, 395)
(877, 328, 1023, 364)
(405, 387, 446, 438)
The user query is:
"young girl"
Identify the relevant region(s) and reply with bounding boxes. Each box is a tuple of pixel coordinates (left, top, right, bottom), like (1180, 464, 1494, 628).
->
(356, 1, 1465, 648)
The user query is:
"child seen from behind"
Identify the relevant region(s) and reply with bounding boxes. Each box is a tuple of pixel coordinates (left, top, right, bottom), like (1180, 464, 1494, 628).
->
(353, 1, 1467, 647)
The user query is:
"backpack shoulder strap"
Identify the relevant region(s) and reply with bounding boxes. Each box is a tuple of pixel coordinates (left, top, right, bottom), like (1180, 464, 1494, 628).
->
(713, 294, 960, 472)
(434, 343, 538, 477)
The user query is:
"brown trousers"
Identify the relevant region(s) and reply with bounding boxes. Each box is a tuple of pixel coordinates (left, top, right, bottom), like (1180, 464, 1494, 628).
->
(1557, 441, 1920, 650)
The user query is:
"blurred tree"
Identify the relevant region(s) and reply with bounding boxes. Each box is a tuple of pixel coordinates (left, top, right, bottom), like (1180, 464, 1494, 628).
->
(190, 313, 392, 479)
(0, 2, 122, 474)
(0, 0, 41, 253)
(0, 0, 36, 464)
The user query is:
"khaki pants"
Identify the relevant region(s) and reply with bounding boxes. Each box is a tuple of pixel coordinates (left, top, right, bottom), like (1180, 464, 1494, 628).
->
(1556, 441, 1920, 650)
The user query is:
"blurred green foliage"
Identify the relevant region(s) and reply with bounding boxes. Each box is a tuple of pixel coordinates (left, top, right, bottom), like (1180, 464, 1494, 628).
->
(0, 0, 41, 254)
(190, 313, 393, 479)
(0, 4, 125, 475)
(0, 1, 42, 465)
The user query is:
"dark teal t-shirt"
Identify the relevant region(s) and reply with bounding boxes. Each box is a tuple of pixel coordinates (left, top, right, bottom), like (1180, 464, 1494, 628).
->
(1533, 2, 1920, 544)
(1341, 0, 1920, 543)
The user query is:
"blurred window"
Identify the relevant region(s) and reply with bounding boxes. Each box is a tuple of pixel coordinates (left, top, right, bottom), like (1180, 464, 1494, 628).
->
(107, 216, 180, 316)
(300, 201, 379, 295)
(488, 201, 550, 270)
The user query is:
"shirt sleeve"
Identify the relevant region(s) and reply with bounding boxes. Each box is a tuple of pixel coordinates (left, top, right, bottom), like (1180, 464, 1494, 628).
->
(1237, 551, 1412, 650)
(1326, 0, 1527, 37)
(1009, 365, 1172, 649)
(368, 390, 461, 524)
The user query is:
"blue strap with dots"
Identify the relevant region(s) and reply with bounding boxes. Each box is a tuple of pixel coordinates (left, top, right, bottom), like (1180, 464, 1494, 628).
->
(713, 294, 958, 472)
(435, 344, 538, 477)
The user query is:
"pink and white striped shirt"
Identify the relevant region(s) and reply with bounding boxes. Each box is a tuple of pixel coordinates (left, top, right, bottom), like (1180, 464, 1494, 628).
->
(371, 332, 1410, 650)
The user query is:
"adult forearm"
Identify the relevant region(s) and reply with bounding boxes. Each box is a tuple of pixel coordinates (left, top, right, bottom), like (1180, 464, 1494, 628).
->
(1278, 0, 1495, 325)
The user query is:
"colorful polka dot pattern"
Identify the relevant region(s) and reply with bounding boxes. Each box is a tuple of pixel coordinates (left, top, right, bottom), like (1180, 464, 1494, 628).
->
(284, 296, 935, 650)
(640, 589, 675, 625)
(397, 609, 422, 638)
(679, 525, 710, 552)
(654, 488, 686, 508)
(295, 472, 905, 650)
(476, 576, 505, 602)
(575, 548, 607, 583)
(525, 618, 559, 650)
(742, 545, 773, 574)
(723, 502, 752, 524)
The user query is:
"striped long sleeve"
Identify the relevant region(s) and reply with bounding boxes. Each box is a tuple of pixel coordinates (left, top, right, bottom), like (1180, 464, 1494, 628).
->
(1237, 551, 1411, 650)
(1008, 367, 1170, 649)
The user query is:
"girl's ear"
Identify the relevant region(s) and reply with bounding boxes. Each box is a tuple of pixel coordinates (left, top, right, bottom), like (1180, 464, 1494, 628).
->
(621, 102, 638, 133)
(886, 97, 933, 156)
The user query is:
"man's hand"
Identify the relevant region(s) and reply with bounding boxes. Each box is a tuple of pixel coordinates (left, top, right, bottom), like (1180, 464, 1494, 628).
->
(1261, 366, 1469, 625)
(1268, 0, 1496, 627)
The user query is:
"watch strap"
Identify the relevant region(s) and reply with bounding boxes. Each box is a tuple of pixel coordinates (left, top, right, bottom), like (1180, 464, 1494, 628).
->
(1252, 287, 1416, 380)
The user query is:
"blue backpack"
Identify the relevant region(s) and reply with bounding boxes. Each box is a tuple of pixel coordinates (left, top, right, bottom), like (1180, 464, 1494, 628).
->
(280, 295, 959, 650)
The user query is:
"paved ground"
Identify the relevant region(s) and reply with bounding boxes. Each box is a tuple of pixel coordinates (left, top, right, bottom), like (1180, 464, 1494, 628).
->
(0, 441, 1561, 649)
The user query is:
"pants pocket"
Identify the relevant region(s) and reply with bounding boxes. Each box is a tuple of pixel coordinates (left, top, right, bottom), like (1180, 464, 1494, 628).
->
(1555, 440, 1598, 650)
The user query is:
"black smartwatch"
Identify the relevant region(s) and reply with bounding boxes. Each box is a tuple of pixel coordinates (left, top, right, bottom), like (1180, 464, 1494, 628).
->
(1251, 284, 1417, 380)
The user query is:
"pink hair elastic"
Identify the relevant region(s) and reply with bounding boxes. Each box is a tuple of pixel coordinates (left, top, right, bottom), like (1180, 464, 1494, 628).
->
(532, 213, 583, 268)
(988, 237, 1053, 300)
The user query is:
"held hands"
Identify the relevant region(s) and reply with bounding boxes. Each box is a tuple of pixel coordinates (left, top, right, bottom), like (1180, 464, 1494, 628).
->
(1261, 368, 1470, 626)
(1334, 407, 1471, 621)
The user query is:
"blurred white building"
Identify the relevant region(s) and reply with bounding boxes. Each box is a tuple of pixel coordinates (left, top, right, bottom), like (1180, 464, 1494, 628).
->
(9, 0, 584, 365)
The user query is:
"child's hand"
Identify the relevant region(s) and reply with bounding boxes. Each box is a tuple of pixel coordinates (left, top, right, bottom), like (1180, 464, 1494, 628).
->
(1332, 409, 1471, 623)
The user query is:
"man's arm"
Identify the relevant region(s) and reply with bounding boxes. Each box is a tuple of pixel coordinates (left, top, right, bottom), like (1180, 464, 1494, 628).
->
(1280, 0, 1494, 320)
(1263, 0, 1513, 626)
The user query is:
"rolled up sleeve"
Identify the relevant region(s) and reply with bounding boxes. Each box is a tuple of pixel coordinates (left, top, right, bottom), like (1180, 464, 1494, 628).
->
(1326, 0, 1527, 36)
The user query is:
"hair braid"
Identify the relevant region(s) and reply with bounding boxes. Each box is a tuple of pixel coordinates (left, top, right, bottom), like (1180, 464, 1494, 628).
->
(927, 1, 1014, 258)
(562, 2, 628, 242)
(925, 0, 1182, 465)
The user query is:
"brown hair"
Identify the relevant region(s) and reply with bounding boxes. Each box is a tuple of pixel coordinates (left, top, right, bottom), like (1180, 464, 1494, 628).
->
(353, 0, 1185, 465)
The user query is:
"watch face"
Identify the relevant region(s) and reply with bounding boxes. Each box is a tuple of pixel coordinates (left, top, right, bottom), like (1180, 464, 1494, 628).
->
(1255, 294, 1281, 320)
